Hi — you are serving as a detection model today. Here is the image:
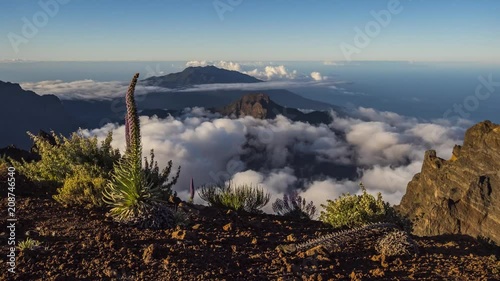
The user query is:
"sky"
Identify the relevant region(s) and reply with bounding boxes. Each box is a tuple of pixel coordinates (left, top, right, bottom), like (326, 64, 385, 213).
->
(1, 0, 499, 62)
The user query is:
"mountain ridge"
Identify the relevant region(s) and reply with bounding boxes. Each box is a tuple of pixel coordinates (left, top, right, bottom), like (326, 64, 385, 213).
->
(0, 80, 80, 149)
(142, 65, 262, 88)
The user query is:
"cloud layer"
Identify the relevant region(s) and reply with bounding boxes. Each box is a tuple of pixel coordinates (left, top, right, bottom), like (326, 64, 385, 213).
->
(82, 107, 468, 214)
(185, 60, 316, 81)
(20, 78, 340, 101)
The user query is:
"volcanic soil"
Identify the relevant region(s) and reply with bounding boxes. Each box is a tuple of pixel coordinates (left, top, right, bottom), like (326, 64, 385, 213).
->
(1, 184, 499, 281)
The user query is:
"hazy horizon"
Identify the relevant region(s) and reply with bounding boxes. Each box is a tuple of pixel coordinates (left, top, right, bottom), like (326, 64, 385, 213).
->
(1, 0, 499, 62)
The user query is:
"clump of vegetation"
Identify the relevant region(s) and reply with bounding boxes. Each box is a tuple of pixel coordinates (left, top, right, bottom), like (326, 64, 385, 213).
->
(198, 182, 270, 213)
(143, 149, 180, 201)
(103, 73, 180, 229)
(10, 130, 120, 188)
(53, 169, 108, 208)
(9, 130, 120, 207)
(18, 237, 42, 251)
(319, 183, 411, 230)
(272, 191, 316, 220)
(376, 230, 418, 257)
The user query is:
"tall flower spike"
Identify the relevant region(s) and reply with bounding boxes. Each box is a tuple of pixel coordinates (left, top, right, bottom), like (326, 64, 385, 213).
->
(125, 73, 141, 160)
(189, 177, 195, 203)
(124, 117, 130, 150)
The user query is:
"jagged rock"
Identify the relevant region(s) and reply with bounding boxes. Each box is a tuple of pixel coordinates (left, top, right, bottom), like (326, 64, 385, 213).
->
(398, 121, 500, 244)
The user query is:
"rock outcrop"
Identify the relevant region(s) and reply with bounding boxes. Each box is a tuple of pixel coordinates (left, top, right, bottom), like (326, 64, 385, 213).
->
(398, 121, 500, 244)
(217, 93, 333, 125)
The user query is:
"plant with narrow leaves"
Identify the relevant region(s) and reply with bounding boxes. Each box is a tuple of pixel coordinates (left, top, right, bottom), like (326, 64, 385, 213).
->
(189, 177, 195, 203)
(143, 149, 180, 200)
(198, 182, 270, 213)
(272, 191, 316, 220)
(277, 222, 398, 254)
(18, 237, 42, 251)
(103, 73, 180, 229)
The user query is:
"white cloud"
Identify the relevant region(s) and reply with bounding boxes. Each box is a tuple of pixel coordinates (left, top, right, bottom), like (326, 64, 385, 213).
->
(20, 80, 172, 100)
(83, 106, 467, 213)
(185, 60, 243, 72)
(20, 78, 341, 101)
(310, 72, 323, 81)
(246, 65, 298, 80)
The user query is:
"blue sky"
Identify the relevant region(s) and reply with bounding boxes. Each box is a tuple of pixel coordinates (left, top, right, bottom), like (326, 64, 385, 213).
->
(1, 0, 499, 62)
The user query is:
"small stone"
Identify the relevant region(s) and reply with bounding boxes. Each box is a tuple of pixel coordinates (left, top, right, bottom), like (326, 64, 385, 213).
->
(25, 230, 39, 237)
(286, 234, 297, 242)
(223, 223, 233, 231)
(192, 224, 202, 230)
(142, 244, 158, 264)
(305, 245, 327, 257)
(251, 238, 258, 244)
(171, 230, 187, 240)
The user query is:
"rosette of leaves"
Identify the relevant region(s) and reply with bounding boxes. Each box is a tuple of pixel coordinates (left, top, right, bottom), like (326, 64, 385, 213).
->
(272, 191, 316, 220)
(103, 73, 180, 229)
(199, 182, 270, 213)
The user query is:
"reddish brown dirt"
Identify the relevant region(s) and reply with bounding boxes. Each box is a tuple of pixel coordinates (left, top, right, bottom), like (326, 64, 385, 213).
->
(1, 190, 499, 280)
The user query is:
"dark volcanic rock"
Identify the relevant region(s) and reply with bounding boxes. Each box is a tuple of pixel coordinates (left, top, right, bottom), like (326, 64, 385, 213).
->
(398, 121, 500, 244)
(217, 93, 333, 125)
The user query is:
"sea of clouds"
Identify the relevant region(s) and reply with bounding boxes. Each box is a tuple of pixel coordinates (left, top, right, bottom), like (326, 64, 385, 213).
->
(18, 60, 473, 215)
(81, 107, 470, 214)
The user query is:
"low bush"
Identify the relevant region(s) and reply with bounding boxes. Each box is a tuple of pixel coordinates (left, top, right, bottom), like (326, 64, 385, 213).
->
(319, 183, 411, 230)
(53, 168, 108, 208)
(272, 191, 316, 219)
(198, 182, 270, 213)
(10, 130, 120, 188)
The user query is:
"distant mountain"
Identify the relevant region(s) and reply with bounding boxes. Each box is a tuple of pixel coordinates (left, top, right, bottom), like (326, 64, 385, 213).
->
(216, 93, 332, 125)
(0, 81, 80, 149)
(61, 66, 343, 129)
(63, 88, 341, 130)
(142, 66, 262, 88)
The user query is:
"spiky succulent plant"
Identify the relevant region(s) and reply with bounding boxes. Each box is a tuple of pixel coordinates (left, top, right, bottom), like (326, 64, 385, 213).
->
(103, 73, 179, 229)
(272, 191, 316, 220)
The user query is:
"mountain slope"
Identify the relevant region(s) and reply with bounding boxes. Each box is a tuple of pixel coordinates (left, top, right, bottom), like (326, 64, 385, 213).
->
(0, 81, 80, 149)
(142, 66, 262, 88)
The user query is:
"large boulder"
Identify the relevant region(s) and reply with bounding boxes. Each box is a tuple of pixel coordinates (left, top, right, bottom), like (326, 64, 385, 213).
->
(398, 121, 500, 244)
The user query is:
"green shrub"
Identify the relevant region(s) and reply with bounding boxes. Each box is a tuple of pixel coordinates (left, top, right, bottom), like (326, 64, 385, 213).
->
(18, 237, 41, 251)
(103, 73, 180, 229)
(198, 182, 270, 213)
(10, 130, 120, 187)
(319, 183, 411, 230)
(272, 191, 317, 220)
(53, 168, 108, 208)
(143, 149, 180, 201)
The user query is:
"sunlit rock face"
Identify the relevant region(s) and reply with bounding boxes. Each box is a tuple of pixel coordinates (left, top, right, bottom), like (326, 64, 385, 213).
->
(398, 121, 500, 244)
